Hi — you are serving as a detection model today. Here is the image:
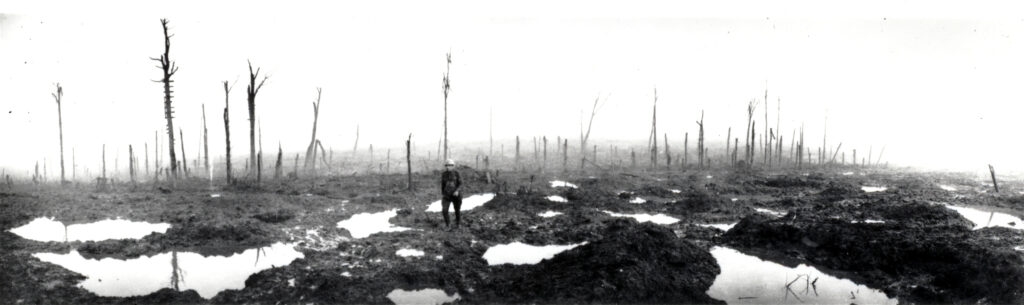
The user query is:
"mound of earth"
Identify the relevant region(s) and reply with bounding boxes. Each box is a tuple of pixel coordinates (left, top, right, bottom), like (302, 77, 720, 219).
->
(474, 219, 723, 304)
(723, 200, 1024, 304)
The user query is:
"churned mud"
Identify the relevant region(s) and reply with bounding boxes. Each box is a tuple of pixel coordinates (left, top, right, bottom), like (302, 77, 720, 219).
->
(1, 167, 1022, 304)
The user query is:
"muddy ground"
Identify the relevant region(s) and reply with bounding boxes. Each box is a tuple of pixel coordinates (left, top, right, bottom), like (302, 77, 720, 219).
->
(1, 165, 1023, 304)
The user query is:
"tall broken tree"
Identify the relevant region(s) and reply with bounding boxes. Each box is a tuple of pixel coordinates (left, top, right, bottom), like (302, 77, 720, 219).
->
(246, 60, 268, 173)
(152, 19, 179, 178)
(579, 96, 601, 171)
(202, 104, 209, 179)
(442, 52, 452, 161)
(649, 88, 658, 168)
(696, 111, 705, 169)
(304, 88, 323, 171)
(222, 81, 234, 183)
(179, 129, 188, 177)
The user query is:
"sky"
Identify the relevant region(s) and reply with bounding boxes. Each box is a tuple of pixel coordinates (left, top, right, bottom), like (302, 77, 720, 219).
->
(2, 0, 1024, 178)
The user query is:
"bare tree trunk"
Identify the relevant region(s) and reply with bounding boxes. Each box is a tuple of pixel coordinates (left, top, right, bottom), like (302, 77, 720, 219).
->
(407, 134, 413, 190)
(353, 124, 360, 154)
(52, 83, 66, 184)
(246, 60, 268, 173)
(515, 136, 520, 170)
(305, 88, 322, 170)
(202, 104, 209, 179)
(542, 136, 547, 172)
(129, 145, 135, 184)
(102, 144, 106, 179)
(696, 111, 704, 169)
(563, 139, 568, 172)
(989, 164, 999, 193)
(684, 132, 688, 168)
(650, 88, 658, 167)
(274, 143, 283, 179)
(257, 121, 263, 183)
(153, 19, 179, 179)
(725, 127, 730, 167)
(222, 81, 233, 184)
(179, 129, 188, 177)
(442, 52, 452, 161)
(664, 133, 670, 169)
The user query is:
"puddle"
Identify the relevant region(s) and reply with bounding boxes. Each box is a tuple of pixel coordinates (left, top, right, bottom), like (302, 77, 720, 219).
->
(546, 195, 567, 203)
(538, 211, 563, 218)
(336, 209, 413, 239)
(549, 180, 578, 189)
(861, 186, 888, 193)
(706, 246, 897, 305)
(482, 241, 586, 265)
(426, 193, 496, 212)
(944, 205, 1024, 230)
(602, 211, 679, 225)
(670, 189, 681, 194)
(629, 197, 647, 204)
(33, 242, 302, 299)
(842, 172, 854, 176)
(754, 208, 785, 217)
(210, 193, 221, 198)
(851, 219, 886, 224)
(706, 175, 714, 179)
(387, 288, 460, 305)
(9, 217, 171, 242)
(698, 223, 737, 232)
(938, 185, 957, 191)
(731, 198, 738, 202)
(1016, 246, 1024, 252)
(396, 249, 425, 257)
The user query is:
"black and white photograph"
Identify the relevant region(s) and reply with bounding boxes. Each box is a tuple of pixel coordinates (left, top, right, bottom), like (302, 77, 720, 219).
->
(2, 1, 1023, 304)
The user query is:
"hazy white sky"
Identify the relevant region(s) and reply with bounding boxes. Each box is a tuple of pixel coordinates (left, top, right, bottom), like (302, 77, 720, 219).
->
(2, 1, 1024, 176)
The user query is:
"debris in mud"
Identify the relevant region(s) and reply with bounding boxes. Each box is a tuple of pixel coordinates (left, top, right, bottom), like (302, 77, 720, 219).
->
(473, 219, 722, 304)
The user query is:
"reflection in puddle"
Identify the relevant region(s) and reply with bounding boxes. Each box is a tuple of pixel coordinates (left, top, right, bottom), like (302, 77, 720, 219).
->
(336, 209, 413, 239)
(755, 208, 784, 217)
(944, 205, 1024, 230)
(33, 242, 302, 299)
(9, 217, 171, 242)
(861, 186, 888, 193)
(603, 211, 679, 225)
(546, 195, 567, 203)
(387, 288, 460, 305)
(396, 249, 425, 257)
(698, 223, 737, 232)
(482, 241, 586, 265)
(427, 193, 496, 212)
(549, 180, 578, 188)
(938, 185, 957, 191)
(707, 247, 897, 305)
(538, 211, 563, 218)
(629, 197, 647, 204)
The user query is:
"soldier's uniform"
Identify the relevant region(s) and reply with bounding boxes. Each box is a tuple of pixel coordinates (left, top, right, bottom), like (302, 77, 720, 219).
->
(440, 159, 462, 228)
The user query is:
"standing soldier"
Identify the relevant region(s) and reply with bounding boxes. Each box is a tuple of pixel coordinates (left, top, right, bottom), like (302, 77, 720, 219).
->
(440, 159, 462, 229)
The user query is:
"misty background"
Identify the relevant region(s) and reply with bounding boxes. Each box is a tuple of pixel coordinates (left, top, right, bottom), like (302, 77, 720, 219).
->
(2, 1, 1023, 178)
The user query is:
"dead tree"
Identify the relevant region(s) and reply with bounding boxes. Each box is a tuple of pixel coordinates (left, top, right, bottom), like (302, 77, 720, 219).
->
(152, 19, 179, 178)
(257, 121, 263, 183)
(442, 52, 452, 160)
(179, 129, 188, 177)
(725, 127, 731, 167)
(875, 146, 886, 165)
(648, 88, 658, 167)
(764, 86, 769, 165)
(542, 136, 548, 171)
(304, 88, 323, 170)
(683, 132, 688, 167)
(407, 134, 413, 190)
(246, 60, 268, 172)
(580, 96, 601, 170)
(202, 104, 209, 178)
(129, 145, 136, 183)
(696, 111, 705, 169)
(353, 124, 360, 154)
(745, 99, 756, 165)
(562, 139, 568, 172)
(664, 133, 670, 169)
(989, 164, 1000, 192)
(51, 83, 67, 184)
(274, 143, 283, 179)
(222, 81, 234, 183)
(515, 136, 520, 169)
